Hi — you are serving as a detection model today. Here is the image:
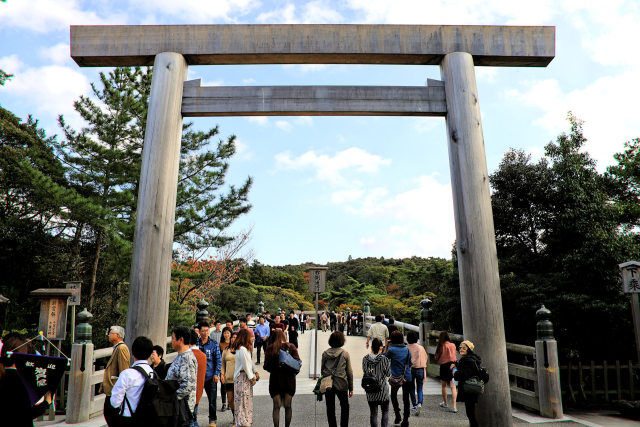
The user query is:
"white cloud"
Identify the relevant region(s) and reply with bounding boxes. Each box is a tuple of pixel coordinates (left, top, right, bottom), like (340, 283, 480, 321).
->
(39, 43, 72, 65)
(0, 0, 111, 32)
(331, 188, 365, 204)
(301, 1, 344, 23)
(243, 78, 257, 84)
(0, 55, 24, 75)
(507, 71, 640, 169)
(247, 116, 269, 126)
(343, 0, 558, 25)
(128, 0, 257, 23)
(275, 120, 293, 132)
(346, 175, 455, 258)
(234, 137, 253, 160)
(0, 59, 90, 133)
(256, 3, 298, 24)
(275, 147, 391, 187)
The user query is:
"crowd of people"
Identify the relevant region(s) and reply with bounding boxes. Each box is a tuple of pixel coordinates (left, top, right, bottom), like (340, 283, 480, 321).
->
(0, 309, 483, 427)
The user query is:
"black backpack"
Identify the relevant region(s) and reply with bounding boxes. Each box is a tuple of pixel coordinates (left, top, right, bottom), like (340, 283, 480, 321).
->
(129, 365, 180, 427)
(361, 362, 382, 394)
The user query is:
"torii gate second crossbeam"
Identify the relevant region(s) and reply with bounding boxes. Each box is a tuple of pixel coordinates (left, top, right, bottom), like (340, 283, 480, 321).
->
(70, 24, 555, 427)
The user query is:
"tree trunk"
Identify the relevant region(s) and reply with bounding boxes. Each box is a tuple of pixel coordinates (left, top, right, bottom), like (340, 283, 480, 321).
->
(88, 228, 104, 310)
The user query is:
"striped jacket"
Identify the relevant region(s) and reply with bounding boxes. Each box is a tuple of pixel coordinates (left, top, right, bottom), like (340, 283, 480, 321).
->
(362, 354, 390, 402)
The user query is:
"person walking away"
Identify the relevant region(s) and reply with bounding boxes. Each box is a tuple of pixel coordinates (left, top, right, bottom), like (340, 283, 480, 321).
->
(288, 325, 299, 348)
(198, 322, 222, 427)
(218, 327, 232, 411)
(300, 313, 306, 334)
(264, 329, 300, 427)
(305, 314, 311, 333)
(386, 317, 398, 336)
(189, 329, 207, 427)
(363, 338, 391, 427)
(366, 315, 389, 353)
(321, 312, 328, 332)
(330, 312, 337, 332)
(452, 341, 481, 427)
(321, 331, 354, 427)
(149, 345, 168, 380)
(232, 328, 259, 426)
(406, 331, 427, 416)
(102, 326, 130, 426)
(108, 336, 155, 427)
(254, 316, 271, 365)
(0, 333, 53, 427)
(166, 326, 197, 426)
(385, 331, 412, 427)
(434, 331, 458, 413)
(220, 331, 237, 419)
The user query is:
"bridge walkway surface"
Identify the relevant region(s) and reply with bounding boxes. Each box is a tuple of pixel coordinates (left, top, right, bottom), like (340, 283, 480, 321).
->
(36, 330, 639, 426)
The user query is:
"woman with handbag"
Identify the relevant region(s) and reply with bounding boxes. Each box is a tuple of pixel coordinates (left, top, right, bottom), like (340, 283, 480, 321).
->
(362, 338, 391, 427)
(385, 330, 412, 427)
(220, 331, 237, 419)
(232, 328, 259, 427)
(263, 329, 300, 427)
(451, 340, 481, 427)
(321, 331, 354, 427)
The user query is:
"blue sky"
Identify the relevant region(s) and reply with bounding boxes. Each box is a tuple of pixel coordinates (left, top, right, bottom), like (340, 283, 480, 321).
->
(1, 1, 639, 266)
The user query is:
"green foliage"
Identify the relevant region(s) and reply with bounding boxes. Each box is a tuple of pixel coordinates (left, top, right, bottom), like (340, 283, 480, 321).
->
(0, 69, 12, 86)
(490, 113, 637, 359)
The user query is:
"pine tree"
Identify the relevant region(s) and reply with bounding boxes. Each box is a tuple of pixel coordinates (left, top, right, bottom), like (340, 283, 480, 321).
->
(58, 66, 252, 315)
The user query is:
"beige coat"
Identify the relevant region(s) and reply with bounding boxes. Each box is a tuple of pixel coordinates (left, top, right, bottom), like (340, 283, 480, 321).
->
(102, 342, 130, 396)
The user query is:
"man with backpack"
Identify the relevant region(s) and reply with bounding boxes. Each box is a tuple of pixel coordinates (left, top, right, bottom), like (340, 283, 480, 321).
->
(108, 336, 155, 426)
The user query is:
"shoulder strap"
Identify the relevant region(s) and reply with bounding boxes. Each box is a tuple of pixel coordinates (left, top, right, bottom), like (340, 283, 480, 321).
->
(132, 365, 151, 379)
(331, 352, 344, 376)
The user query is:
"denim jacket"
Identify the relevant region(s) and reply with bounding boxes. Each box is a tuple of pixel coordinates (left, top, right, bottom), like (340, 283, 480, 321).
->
(385, 344, 412, 381)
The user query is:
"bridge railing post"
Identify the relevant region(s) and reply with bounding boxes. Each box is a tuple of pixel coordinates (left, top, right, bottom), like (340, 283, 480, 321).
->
(66, 308, 94, 423)
(535, 305, 563, 418)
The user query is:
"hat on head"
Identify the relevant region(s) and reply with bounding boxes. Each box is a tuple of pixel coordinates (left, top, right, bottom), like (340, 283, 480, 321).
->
(461, 340, 474, 352)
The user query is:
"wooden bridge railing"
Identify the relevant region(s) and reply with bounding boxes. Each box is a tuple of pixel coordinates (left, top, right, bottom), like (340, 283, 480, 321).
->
(66, 336, 178, 423)
(364, 304, 560, 419)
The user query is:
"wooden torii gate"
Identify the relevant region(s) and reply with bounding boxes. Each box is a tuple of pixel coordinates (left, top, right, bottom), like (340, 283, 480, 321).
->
(71, 24, 555, 426)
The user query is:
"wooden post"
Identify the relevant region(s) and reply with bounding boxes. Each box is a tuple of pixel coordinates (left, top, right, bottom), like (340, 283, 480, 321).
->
(440, 51, 512, 426)
(535, 340, 563, 418)
(631, 293, 640, 362)
(66, 342, 94, 423)
(126, 52, 187, 349)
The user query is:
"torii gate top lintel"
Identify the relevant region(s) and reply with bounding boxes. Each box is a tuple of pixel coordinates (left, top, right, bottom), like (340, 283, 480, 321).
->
(70, 24, 555, 68)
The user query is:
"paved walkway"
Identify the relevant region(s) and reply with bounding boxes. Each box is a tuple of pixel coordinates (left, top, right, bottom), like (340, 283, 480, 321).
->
(36, 330, 640, 426)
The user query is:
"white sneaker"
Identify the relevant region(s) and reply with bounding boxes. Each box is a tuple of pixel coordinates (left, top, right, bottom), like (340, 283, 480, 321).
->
(439, 401, 448, 408)
(450, 407, 458, 413)
(415, 405, 421, 416)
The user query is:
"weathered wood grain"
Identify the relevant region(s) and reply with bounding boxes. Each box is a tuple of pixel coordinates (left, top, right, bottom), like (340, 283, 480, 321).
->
(441, 51, 512, 426)
(70, 24, 555, 67)
(126, 52, 187, 350)
(182, 83, 447, 116)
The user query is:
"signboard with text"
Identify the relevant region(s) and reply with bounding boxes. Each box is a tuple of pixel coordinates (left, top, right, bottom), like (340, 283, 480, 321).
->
(66, 281, 82, 306)
(30, 288, 76, 341)
(620, 261, 640, 293)
(307, 267, 328, 293)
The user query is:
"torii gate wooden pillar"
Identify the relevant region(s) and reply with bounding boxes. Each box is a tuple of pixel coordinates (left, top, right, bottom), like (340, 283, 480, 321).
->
(71, 24, 554, 426)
